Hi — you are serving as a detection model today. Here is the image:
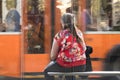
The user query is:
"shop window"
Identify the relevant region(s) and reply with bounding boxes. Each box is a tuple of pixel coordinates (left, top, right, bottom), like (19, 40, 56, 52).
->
(26, 0, 45, 53)
(85, 0, 120, 31)
(0, 0, 21, 32)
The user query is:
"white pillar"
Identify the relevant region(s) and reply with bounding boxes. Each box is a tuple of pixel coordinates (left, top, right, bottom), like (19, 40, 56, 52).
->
(2, 0, 8, 23)
(16, 0, 22, 24)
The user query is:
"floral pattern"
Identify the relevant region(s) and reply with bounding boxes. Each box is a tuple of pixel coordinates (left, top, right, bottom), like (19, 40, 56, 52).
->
(56, 30, 85, 62)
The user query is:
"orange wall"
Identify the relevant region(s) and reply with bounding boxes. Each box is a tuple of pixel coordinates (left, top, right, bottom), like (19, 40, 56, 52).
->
(24, 54, 50, 72)
(0, 33, 50, 77)
(0, 33, 120, 77)
(0, 34, 21, 77)
(84, 33, 120, 71)
(24, 33, 120, 72)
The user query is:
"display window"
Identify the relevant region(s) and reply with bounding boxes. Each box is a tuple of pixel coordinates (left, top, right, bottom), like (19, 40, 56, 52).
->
(85, 0, 120, 31)
(0, 0, 22, 32)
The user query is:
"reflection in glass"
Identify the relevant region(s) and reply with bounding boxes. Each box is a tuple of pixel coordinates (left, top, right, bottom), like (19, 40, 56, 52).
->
(26, 0, 45, 53)
(0, 0, 21, 32)
(85, 0, 120, 31)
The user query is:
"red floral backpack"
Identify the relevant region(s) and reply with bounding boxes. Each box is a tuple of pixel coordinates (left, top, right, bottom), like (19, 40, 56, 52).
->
(55, 30, 86, 67)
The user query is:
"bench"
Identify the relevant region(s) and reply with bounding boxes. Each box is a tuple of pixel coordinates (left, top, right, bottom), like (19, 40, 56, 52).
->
(48, 71, 120, 80)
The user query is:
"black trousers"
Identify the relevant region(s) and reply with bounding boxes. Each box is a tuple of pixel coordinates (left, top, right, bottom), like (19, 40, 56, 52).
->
(44, 61, 86, 80)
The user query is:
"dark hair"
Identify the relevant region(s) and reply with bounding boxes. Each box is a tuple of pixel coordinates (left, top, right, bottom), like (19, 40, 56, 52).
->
(104, 44, 120, 71)
(66, 7, 72, 13)
(61, 13, 82, 42)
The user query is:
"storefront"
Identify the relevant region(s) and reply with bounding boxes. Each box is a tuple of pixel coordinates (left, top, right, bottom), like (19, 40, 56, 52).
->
(0, 0, 120, 78)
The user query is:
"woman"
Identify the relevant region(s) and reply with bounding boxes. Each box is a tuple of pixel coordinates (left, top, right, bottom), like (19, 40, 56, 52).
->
(44, 13, 86, 80)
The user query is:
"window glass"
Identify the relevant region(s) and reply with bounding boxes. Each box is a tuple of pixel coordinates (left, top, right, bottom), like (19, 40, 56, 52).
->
(25, 0, 45, 53)
(0, 0, 21, 32)
(85, 0, 120, 31)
